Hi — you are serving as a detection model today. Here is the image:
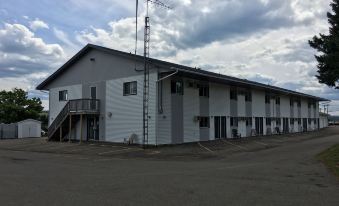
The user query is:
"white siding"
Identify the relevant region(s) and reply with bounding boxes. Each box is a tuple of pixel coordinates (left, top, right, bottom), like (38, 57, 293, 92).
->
(49, 84, 82, 126)
(209, 83, 230, 138)
(252, 90, 265, 117)
(183, 81, 200, 142)
(280, 95, 290, 118)
(157, 78, 172, 145)
(238, 95, 246, 117)
(301, 99, 308, 118)
(105, 73, 157, 144)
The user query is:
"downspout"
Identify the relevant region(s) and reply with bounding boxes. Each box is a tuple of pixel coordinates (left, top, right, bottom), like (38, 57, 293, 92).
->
(155, 67, 179, 146)
(156, 67, 179, 114)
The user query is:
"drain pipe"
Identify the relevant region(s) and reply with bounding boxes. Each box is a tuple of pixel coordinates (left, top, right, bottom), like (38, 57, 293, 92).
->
(157, 67, 179, 114)
(156, 67, 179, 146)
(156, 67, 179, 83)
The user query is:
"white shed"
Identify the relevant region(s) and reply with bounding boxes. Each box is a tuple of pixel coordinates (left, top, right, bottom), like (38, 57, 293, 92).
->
(17, 119, 41, 138)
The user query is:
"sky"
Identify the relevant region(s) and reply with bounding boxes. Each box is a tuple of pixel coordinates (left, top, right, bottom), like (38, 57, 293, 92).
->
(0, 0, 338, 115)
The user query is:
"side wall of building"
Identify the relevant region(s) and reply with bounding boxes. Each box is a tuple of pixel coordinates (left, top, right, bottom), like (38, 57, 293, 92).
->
(105, 73, 157, 144)
(155, 76, 321, 145)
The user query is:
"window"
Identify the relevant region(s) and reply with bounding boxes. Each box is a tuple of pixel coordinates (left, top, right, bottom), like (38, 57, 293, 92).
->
(59, 90, 68, 101)
(290, 118, 294, 125)
(90, 87, 97, 99)
(297, 100, 301, 107)
(199, 85, 209, 97)
(298, 118, 301, 125)
(171, 80, 183, 95)
(245, 91, 252, 102)
(123, 81, 137, 96)
(199, 117, 210, 128)
(308, 118, 311, 124)
(246, 118, 252, 126)
(290, 99, 294, 106)
(276, 97, 280, 105)
(265, 95, 270, 104)
(277, 118, 281, 125)
(230, 117, 238, 127)
(266, 118, 271, 126)
(230, 90, 237, 100)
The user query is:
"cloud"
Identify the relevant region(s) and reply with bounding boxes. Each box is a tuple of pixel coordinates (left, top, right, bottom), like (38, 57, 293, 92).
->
(53, 27, 78, 49)
(0, 23, 65, 90)
(29, 18, 49, 30)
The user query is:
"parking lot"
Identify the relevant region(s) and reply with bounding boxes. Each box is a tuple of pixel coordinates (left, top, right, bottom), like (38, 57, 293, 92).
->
(0, 127, 339, 206)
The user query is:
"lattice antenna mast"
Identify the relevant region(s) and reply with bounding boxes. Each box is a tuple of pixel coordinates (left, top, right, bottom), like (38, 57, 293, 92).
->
(142, 0, 171, 148)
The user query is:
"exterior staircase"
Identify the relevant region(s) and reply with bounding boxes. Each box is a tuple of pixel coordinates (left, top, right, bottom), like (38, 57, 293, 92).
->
(48, 99, 100, 141)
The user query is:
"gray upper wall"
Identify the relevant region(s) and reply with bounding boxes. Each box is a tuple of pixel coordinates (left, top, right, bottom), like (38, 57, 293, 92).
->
(44, 49, 148, 90)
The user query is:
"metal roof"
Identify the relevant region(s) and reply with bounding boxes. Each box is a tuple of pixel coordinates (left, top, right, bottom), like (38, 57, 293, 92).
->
(36, 44, 329, 101)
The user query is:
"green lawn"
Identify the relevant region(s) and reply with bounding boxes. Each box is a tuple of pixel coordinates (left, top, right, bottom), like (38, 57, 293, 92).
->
(318, 144, 339, 179)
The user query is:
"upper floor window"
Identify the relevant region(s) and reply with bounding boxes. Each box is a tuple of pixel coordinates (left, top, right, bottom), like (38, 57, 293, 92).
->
(171, 80, 183, 95)
(290, 99, 294, 107)
(245, 91, 252, 102)
(59, 90, 68, 101)
(265, 95, 270, 104)
(276, 97, 280, 105)
(199, 116, 210, 128)
(230, 90, 237, 100)
(297, 100, 301, 107)
(123, 81, 137, 96)
(199, 85, 209, 97)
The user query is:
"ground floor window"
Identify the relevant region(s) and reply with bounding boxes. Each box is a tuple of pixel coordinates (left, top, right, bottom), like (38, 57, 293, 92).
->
(230, 117, 238, 127)
(199, 117, 210, 128)
(266, 118, 271, 126)
(290, 118, 295, 125)
(246, 117, 252, 126)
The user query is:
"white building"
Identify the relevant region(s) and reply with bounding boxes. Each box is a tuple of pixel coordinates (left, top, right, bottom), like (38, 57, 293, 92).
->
(37, 44, 329, 145)
(319, 112, 329, 129)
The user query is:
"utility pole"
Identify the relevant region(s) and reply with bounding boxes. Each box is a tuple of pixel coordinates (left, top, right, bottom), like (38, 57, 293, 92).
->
(135, 0, 171, 148)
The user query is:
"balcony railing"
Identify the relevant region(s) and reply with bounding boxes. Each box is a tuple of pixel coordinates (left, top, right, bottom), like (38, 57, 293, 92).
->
(48, 99, 100, 138)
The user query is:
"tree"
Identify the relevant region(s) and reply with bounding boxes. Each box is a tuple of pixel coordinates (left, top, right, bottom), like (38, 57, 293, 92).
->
(0, 88, 44, 124)
(309, 0, 339, 89)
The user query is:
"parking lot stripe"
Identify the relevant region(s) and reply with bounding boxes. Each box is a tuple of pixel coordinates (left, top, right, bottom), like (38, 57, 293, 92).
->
(253, 141, 269, 146)
(98, 148, 130, 155)
(221, 140, 248, 151)
(198, 142, 214, 153)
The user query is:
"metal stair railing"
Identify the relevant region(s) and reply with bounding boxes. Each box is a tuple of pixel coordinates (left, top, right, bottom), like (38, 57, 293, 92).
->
(47, 99, 100, 139)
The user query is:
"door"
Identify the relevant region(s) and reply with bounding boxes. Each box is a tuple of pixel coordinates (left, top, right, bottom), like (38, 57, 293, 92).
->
(87, 117, 99, 141)
(255, 117, 263, 135)
(214, 116, 227, 139)
(214, 116, 220, 139)
(303, 118, 307, 132)
(221, 116, 227, 138)
(283, 118, 289, 133)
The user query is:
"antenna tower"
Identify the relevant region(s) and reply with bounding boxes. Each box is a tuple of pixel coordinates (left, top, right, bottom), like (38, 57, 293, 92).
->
(135, 0, 171, 147)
